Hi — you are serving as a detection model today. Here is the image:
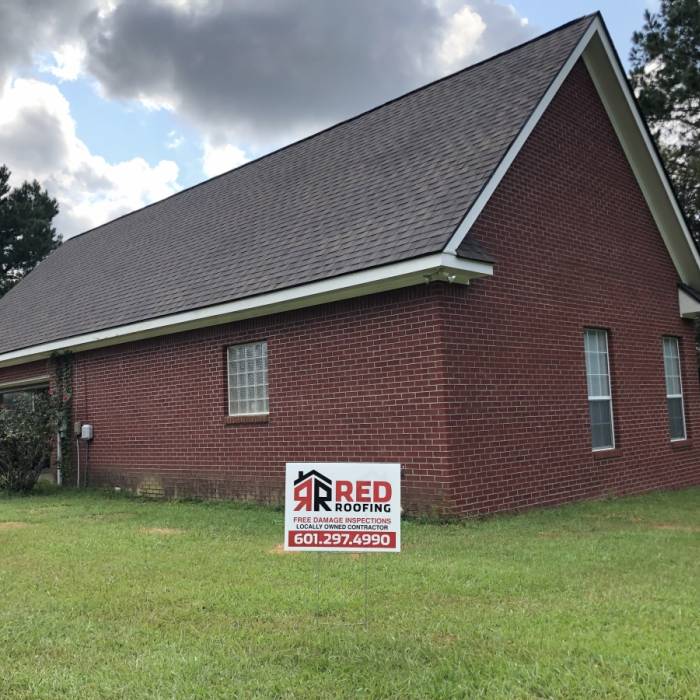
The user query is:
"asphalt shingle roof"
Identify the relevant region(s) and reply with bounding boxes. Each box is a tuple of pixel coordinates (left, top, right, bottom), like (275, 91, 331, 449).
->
(0, 15, 594, 355)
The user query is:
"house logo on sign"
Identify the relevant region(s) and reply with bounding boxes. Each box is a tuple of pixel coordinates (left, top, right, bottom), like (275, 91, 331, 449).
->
(292, 467, 394, 513)
(293, 469, 333, 512)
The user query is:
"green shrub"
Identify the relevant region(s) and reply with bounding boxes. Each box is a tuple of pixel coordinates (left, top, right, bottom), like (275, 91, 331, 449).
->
(0, 394, 55, 493)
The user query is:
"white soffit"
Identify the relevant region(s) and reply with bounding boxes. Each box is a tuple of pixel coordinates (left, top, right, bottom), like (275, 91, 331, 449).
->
(679, 287, 700, 319)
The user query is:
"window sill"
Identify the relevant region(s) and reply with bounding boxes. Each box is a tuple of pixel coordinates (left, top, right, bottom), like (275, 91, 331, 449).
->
(592, 447, 623, 461)
(225, 414, 270, 425)
(670, 439, 692, 450)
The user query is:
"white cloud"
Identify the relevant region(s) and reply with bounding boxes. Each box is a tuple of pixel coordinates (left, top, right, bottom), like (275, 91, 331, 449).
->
(438, 5, 487, 69)
(136, 94, 177, 112)
(201, 140, 249, 178)
(0, 77, 181, 238)
(166, 129, 184, 149)
(40, 42, 87, 82)
(505, 4, 529, 27)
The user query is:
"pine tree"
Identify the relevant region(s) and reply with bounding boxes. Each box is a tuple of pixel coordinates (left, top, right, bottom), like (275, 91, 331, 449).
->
(0, 165, 60, 298)
(630, 0, 699, 242)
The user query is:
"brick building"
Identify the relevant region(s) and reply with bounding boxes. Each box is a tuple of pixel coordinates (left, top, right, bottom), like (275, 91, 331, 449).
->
(1, 14, 699, 515)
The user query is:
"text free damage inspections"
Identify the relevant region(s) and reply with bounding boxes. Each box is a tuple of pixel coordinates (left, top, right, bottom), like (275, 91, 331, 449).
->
(293, 515, 392, 531)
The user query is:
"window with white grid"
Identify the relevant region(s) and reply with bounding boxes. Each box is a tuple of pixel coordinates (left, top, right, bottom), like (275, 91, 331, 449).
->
(662, 337, 686, 441)
(584, 329, 615, 451)
(228, 341, 268, 416)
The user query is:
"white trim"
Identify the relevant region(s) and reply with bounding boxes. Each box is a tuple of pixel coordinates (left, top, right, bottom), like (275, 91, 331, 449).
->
(445, 17, 700, 291)
(0, 253, 492, 369)
(662, 336, 687, 442)
(678, 287, 700, 318)
(228, 413, 270, 417)
(0, 375, 50, 391)
(444, 20, 598, 254)
(584, 328, 616, 451)
(583, 26, 700, 283)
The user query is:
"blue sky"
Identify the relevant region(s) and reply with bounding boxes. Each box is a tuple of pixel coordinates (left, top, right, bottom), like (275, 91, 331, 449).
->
(516, 0, 657, 65)
(0, 1, 658, 239)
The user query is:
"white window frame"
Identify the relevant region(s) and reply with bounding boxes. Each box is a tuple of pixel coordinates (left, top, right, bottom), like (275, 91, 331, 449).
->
(227, 341, 269, 417)
(662, 336, 687, 441)
(584, 329, 615, 451)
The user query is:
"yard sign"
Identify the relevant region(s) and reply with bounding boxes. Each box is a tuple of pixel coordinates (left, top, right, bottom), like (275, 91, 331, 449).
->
(284, 463, 401, 552)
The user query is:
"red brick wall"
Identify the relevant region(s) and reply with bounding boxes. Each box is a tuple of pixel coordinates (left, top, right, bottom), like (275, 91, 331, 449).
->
(2, 59, 698, 515)
(70, 286, 455, 513)
(442, 59, 700, 514)
(0, 359, 51, 387)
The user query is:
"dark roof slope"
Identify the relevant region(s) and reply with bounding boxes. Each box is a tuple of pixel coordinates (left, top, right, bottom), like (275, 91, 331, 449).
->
(0, 15, 594, 355)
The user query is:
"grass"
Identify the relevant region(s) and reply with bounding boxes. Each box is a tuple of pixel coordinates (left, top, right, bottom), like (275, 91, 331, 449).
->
(1, 487, 699, 699)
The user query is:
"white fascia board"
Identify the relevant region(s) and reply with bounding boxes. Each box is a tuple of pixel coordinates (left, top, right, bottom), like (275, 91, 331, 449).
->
(582, 27, 700, 287)
(444, 17, 700, 290)
(444, 19, 599, 255)
(679, 288, 700, 319)
(0, 375, 50, 390)
(0, 252, 492, 369)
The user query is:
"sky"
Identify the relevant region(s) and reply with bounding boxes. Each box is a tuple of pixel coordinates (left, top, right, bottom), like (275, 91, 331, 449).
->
(0, 0, 659, 240)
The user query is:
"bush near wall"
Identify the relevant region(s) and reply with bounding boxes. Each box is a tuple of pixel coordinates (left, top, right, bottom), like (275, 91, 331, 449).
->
(0, 394, 55, 493)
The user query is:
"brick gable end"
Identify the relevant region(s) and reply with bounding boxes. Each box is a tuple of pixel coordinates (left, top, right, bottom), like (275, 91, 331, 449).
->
(444, 59, 700, 514)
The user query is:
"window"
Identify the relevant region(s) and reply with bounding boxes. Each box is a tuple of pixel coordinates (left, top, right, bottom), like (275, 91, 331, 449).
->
(228, 341, 268, 416)
(662, 337, 686, 441)
(584, 329, 615, 450)
(0, 386, 48, 411)
(0, 390, 31, 410)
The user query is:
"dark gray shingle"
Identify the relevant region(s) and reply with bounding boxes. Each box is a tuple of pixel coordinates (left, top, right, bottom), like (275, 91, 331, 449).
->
(0, 16, 593, 354)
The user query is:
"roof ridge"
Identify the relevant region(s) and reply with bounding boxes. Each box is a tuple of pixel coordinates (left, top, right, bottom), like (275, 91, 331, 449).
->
(62, 12, 598, 247)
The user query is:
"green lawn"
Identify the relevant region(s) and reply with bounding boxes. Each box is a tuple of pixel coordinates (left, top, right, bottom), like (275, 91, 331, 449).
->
(1, 487, 699, 699)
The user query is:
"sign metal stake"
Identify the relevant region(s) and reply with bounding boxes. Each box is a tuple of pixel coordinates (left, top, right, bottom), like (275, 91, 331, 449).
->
(315, 551, 321, 618)
(363, 552, 369, 630)
(312, 552, 371, 629)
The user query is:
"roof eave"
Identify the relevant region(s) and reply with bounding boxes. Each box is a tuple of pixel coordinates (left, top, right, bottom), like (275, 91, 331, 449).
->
(0, 252, 492, 369)
(679, 285, 700, 319)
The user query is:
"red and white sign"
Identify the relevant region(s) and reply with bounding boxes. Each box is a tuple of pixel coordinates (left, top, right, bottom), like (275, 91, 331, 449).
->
(284, 463, 401, 552)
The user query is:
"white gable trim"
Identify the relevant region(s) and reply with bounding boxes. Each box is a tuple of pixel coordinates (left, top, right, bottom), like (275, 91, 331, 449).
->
(0, 252, 492, 369)
(582, 26, 700, 286)
(445, 16, 700, 290)
(443, 19, 598, 254)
